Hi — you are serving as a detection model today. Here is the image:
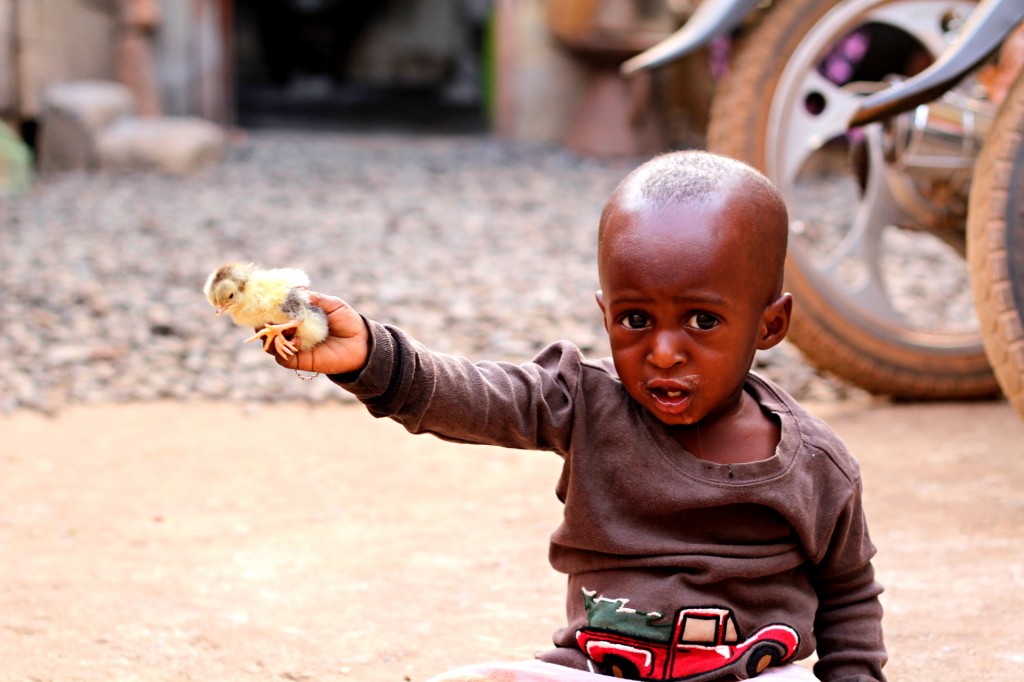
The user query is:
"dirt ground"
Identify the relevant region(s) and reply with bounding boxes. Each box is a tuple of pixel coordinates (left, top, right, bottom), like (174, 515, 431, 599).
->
(2, 397, 1023, 681)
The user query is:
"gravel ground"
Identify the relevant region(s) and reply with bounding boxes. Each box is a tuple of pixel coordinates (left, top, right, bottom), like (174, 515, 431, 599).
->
(0, 132, 860, 414)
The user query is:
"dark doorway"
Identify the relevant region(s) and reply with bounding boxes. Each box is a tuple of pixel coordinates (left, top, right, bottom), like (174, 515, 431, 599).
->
(233, 0, 491, 133)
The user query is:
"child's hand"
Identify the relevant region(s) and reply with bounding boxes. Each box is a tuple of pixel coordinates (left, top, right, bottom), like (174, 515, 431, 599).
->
(270, 292, 370, 376)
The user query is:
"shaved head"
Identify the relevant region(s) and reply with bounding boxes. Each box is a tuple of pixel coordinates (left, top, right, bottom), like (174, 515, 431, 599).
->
(599, 151, 789, 304)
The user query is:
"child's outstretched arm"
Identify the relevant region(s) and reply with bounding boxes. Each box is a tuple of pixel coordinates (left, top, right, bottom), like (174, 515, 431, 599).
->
(272, 292, 370, 376)
(272, 296, 582, 453)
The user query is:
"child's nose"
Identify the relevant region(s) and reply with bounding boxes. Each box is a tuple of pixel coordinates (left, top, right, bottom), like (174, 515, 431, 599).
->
(647, 330, 687, 369)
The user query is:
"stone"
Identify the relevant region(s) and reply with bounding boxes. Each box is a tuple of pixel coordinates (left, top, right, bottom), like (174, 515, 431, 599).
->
(0, 133, 853, 413)
(96, 116, 226, 175)
(36, 80, 135, 172)
(42, 80, 135, 133)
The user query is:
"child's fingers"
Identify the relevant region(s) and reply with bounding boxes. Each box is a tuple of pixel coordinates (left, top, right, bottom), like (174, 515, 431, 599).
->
(307, 291, 367, 341)
(306, 291, 346, 312)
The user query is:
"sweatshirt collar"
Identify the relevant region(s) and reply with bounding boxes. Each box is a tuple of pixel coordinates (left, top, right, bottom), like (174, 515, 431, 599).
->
(637, 373, 801, 485)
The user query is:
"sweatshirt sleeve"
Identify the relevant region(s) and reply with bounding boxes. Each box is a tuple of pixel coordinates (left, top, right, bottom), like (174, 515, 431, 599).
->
(810, 479, 888, 682)
(329, 318, 582, 453)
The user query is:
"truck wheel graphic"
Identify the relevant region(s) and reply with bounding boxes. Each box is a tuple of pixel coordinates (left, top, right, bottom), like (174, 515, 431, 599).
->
(603, 655, 641, 680)
(745, 642, 785, 677)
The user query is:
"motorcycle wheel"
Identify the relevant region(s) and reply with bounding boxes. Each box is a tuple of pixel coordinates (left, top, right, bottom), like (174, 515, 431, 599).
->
(708, 0, 999, 399)
(967, 75, 1024, 418)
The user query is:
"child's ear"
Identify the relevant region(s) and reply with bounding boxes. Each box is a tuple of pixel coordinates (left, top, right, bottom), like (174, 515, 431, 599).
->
(595, 290, 610, 330)
(757, 292, 793, 350)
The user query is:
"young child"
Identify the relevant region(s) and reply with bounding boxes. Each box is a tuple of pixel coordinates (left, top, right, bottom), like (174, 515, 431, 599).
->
(272, 151, 886, 681)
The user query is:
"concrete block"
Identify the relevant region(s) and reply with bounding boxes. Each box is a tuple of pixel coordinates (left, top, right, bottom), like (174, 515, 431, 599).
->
(96, 116, 225, 175)
(43, 80, 136, 134)
(37, 81, 135, 172)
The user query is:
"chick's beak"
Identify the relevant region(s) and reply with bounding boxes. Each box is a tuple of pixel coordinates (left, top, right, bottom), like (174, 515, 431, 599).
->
(214, 305, 228, 316)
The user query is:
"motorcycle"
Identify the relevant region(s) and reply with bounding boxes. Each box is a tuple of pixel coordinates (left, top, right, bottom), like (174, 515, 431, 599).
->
(622, 0, 1024, 418)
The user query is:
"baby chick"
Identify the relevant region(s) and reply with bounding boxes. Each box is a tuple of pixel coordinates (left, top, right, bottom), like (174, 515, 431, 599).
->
(203, 262, 328, 358)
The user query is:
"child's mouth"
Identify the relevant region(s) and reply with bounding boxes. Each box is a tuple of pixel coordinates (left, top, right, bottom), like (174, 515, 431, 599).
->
(647, 382, 695, 414)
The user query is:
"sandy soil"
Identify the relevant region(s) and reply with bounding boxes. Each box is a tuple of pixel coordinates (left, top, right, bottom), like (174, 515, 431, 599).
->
(2, 398, 1023, 681)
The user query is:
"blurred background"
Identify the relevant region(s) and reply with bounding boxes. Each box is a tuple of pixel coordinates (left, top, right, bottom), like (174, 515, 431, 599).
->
(4, 6, 1024, 681)
(0, 1, 864, 413)
(0, 0, 715, 158)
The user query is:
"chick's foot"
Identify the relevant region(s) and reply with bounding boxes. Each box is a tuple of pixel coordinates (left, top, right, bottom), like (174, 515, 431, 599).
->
(245, 320, 301, 357)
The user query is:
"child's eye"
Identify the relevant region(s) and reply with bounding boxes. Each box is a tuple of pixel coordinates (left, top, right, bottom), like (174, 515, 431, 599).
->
(620, 312, 650, 330)
(684, 313, 719, 331)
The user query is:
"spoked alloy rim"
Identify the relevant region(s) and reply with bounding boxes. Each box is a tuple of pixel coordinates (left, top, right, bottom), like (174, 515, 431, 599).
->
(766, 0, 985, 352)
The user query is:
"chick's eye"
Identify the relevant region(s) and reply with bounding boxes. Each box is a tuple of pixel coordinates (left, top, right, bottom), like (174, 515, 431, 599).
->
(685, 312, 719, 331)
(620, 312, 650, 330)
(228, 293, 234, 299)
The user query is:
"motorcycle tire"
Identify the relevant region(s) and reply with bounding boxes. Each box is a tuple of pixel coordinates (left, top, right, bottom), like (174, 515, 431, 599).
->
(707, 0, 999, 399)
(967, 75, 1024, 419)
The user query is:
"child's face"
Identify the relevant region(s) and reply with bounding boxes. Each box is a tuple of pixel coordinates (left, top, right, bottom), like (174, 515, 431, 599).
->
(597, 198, 789, 428)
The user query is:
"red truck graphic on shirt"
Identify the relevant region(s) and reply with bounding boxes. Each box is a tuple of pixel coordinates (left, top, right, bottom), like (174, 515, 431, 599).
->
(575, 592, 799, 681)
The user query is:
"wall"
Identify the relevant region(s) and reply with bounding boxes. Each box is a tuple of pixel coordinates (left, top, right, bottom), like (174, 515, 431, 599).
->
(0, 0, 12, 116)
(153, 0, 228, 121)
(4, 0, 117, 119)
(493, 0, 587, 143)
(0, 0, 228, 124)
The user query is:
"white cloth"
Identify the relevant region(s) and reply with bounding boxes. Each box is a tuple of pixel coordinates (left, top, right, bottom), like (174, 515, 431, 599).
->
(427, 659, 819, 681)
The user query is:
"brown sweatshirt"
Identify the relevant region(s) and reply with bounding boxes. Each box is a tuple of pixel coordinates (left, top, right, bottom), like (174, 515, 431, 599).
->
(332, 320, 886, 682)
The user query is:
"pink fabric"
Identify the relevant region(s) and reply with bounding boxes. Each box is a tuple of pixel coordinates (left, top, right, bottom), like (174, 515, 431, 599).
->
(427, 659, 819, 681)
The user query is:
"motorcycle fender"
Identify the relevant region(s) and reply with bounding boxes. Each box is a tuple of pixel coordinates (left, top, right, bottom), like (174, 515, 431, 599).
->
(620, 0, 763, 75)
(851, 0, 1024, 126)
